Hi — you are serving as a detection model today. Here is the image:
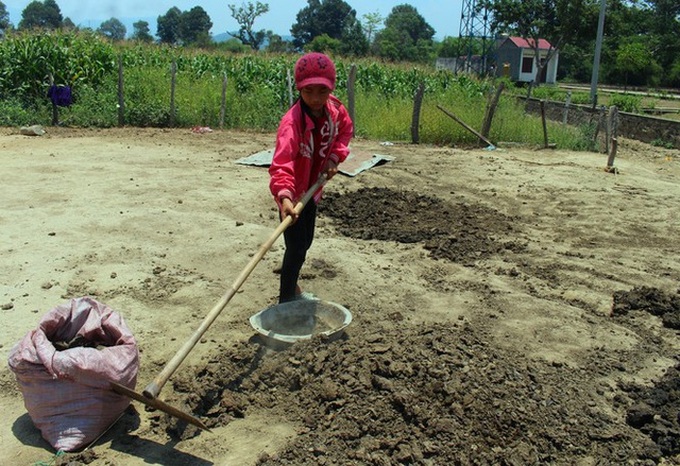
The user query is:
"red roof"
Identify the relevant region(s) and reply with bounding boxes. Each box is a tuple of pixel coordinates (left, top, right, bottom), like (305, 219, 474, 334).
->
(505, 36, 552, 50)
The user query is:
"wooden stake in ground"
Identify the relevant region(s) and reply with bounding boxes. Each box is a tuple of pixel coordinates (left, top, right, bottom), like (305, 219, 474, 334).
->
(411, 82, 425, 144)
(481, 82, 505, 140)
(436, 104, 495, 149)
(347, 64, 357, 137)
(606, 137, 618, 171)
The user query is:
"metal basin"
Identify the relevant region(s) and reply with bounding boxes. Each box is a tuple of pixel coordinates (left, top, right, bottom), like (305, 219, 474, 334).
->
(249, 299, 352, 347)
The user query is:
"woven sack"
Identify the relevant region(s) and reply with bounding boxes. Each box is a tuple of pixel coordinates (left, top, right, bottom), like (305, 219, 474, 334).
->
(8, 297, 139, 451)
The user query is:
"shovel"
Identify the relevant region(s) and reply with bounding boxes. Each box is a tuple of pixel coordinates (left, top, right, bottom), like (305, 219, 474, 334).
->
(111, 173, 329, 431)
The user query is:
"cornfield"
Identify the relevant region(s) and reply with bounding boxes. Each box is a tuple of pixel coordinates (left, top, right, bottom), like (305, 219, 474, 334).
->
(0, 30, 592, 149)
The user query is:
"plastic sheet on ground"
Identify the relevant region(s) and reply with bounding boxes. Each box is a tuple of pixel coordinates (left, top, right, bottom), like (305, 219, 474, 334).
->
(236, 148, 395, 177)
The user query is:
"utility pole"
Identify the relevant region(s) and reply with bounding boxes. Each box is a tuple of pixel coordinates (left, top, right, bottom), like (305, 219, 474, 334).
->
(590, 0, 607, 105)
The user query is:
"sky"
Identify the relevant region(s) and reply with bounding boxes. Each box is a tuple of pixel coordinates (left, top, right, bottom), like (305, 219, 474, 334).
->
(3, 0, 464, 40)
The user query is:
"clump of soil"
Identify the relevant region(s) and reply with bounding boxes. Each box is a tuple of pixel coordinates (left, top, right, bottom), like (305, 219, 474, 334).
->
(319, 187, 526, 264)
(620, 363, 680, 457)
(612, 286, 680, 329)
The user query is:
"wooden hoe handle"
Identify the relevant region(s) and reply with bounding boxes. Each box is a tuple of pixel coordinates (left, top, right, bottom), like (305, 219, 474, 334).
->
(143, 174, 328, 399)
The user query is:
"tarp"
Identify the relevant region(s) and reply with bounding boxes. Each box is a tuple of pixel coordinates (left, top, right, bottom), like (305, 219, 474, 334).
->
(236, 148, 395, 177)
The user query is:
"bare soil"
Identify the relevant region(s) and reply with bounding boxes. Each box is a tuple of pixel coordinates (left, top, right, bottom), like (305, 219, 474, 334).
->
(1, 127, 680, 465)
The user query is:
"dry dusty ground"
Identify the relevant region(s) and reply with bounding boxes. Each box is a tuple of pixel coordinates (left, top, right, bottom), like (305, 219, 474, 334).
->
(1, 127, 680, 466)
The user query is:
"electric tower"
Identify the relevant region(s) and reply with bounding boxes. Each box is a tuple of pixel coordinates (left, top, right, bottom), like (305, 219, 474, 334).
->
(457, 0, 492, 74)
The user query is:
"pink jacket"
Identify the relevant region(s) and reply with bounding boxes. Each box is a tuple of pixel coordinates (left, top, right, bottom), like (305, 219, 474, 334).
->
(269, 95, 353, 205)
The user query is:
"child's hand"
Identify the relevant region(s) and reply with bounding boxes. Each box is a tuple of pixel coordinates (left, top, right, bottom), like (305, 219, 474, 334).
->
(280, 198, 298, 223)
(324, 159, 339, 180)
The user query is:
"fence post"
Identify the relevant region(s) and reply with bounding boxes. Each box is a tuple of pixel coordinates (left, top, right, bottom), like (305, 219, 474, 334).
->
(286, 68, 294, 108)
(220, 72, 227, 129)
(411, 82, 425, 144)
(605, 105, 619, 169)
(593, 105, 606, 149)
(170, 60, 177, 127)
(48, 74, 59, 126)
(481, 81, 505, 139)
(562, 91, 572, 125)
(117, 55, 125, 127)
(607, 105, 619, 141)
(347, 64, 357, 136)
(606, 138, 618, 170)
(540, 100, 549, 148)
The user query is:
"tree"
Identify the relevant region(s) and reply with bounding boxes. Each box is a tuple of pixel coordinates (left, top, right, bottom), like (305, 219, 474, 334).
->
(157, 7, 182, 44)
(228, 1, 269, 50)
(18, 0, 63, 30)
(0, 1, 12, 36)
(613, 39, 660, 87)
(132, 20, 154, 43)
(62, 17, 76, 30)
(178, 6, 213, 45)
(98, 17, 126, 41)
(307, 33, 342, 54)
(265, 33, 296, 53)
(437, 36, 464, 58)
(640, 0, 680, 84)
(339, 17, 369, 56)
(291, 0, 357, 51)
(362, 11, 383, 45)
(374, 4, 435, 62)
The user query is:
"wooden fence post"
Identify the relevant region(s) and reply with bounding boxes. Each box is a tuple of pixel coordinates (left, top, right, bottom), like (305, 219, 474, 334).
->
(170, 60, 177, 127)
(48, 74, 59, 126)
(117, 55, 124, 127)
(562, 91, 572, 125)
(593, 105, 606, 149)
(605, 105, 619, 170)
(411, 82, 425, 144)
(540, 100, 549, 148)
(606, 138, 618, 171)
(481, 81, 505, 139)
(347, 64, 357, 136)
(220, 72, 227, 129)
(286, 68, 294, 108)
(608, 105, 619, 141)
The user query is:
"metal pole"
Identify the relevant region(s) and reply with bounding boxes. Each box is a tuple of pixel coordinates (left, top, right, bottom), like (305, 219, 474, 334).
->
(590, 0, 606, 105)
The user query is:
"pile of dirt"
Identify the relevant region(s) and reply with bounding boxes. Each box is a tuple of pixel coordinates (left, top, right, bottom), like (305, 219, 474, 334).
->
(140, 188, 677, 465)
(159, 318, 661, 465)
(319, 187, 527, 264)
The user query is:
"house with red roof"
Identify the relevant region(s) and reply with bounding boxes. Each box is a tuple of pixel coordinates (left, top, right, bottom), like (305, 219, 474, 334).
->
(495, 36, 559, 84)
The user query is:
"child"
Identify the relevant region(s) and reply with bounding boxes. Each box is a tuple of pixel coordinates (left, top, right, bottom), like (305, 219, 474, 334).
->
(269, 52, 354, 303)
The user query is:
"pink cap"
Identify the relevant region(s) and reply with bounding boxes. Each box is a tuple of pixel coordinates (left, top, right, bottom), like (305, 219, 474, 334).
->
(294, 52, 336, 90)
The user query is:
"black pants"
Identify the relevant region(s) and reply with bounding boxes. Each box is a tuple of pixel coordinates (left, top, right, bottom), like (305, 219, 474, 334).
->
(279, 201, 317, 303)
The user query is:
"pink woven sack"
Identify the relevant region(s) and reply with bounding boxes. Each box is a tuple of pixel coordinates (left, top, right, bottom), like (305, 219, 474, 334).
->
(8, 297, 139, 451)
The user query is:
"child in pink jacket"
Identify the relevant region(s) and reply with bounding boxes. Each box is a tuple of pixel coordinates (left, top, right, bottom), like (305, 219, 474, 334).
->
(269, 52, 354, 303)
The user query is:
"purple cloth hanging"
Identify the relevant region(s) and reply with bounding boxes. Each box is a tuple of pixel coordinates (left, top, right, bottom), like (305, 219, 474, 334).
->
(47, 84, 73, 107)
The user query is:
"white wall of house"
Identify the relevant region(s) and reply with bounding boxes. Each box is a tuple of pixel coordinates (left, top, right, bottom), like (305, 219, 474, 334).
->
(518, 49, 559, 84)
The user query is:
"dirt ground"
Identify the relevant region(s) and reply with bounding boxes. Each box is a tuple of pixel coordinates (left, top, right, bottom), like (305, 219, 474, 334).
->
(1, 126, 680, 466)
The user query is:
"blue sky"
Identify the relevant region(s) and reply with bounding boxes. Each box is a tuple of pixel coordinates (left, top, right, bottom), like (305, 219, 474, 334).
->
(3, 1, 464, 39)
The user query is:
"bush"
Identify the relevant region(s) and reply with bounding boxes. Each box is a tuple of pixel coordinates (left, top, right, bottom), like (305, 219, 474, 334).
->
(608, 94, 642, 113)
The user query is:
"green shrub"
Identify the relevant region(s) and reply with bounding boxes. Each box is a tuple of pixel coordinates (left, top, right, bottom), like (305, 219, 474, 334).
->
(0, 98, 48, 126)
(608, 94, 642, 113)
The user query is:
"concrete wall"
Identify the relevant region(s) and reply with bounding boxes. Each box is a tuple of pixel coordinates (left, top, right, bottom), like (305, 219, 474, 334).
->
(524, 97, 680, 149)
